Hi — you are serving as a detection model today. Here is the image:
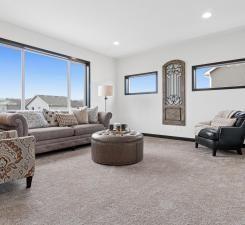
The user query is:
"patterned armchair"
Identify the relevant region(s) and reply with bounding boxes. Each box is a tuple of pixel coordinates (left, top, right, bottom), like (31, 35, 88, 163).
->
(0, 130, 35, 188)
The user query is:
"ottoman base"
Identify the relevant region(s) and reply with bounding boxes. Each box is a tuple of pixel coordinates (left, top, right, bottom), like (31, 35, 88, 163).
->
(91, 133, 143, 166)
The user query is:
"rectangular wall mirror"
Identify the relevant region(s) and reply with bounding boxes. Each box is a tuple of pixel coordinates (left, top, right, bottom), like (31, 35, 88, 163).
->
(192, 58, 245, 91)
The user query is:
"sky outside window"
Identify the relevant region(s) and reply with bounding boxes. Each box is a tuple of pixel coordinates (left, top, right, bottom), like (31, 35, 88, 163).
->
(195, 67, 212, 89)
(0, 45, 21, 99)
(129, 73, 157, 93)
(70, 62, 86, 102)
(25, 51, 67, 99)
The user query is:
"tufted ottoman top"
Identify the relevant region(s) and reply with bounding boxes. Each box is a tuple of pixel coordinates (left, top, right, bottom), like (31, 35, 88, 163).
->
(92, 130, 143, 143)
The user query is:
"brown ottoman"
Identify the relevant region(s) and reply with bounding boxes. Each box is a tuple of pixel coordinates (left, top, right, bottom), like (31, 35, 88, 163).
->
(91, 131, 143, 166)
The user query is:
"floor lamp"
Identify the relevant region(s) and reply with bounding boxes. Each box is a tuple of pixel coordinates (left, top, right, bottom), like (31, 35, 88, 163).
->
(98, 85, 113, 112)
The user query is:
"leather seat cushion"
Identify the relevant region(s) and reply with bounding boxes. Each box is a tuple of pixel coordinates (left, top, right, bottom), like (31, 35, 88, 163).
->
(72, 124, 104, 136)
(29, 127, 74, 141)
(198, 128, 219, 141)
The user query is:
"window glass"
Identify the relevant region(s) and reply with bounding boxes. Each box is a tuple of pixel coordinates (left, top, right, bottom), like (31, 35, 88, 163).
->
(70, 62, 86, 108)
(25, 51, 68, 111)
(0, 45, 21, 112)
(125, 72, 157, 94)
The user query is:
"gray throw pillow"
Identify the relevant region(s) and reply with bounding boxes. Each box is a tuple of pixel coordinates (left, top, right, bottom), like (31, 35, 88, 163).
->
(18, 111, 49, 129)
(87, 106, 98, 123)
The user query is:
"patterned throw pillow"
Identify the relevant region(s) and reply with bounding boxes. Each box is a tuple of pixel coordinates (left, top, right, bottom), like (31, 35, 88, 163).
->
(72, 107, 88, 124)
(211, 117, 236, 128)
(43, 109, 58, 127)
(56, 113, 78, 127)
(18, 111, 48, 129)
(87, 106, 98, 123)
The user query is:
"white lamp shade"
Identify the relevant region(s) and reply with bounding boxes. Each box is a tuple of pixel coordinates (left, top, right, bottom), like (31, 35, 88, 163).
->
(98, 85, 113, 96)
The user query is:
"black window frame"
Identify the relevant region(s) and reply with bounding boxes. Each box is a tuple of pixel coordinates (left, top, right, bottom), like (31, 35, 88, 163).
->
(0, 37, 91, 107)
(124, 71, 158, 95)
(192, 58, 245, 91)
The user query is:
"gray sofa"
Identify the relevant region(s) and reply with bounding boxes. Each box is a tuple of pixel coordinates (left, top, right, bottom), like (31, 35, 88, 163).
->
(0, 112, 112, 154)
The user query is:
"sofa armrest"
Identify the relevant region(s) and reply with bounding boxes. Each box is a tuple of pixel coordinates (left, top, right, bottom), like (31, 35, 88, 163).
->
(98, 112, 112, 128)
(0, 113, 28, 137)
(218, 126, 245, 147)
(0, 136, 35, 184)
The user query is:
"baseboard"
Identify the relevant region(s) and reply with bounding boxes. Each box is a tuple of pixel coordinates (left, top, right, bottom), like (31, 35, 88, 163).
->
(143, 133, 195, 142)
(143, 133, 245, 147)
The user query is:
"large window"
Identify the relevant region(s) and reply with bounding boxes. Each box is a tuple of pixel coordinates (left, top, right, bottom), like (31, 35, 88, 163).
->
(125, 71, 158, 95)
(0, 38, 90, 112)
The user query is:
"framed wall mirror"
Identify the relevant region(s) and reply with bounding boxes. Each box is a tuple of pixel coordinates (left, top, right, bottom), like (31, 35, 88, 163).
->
(192, 58, 245, 91)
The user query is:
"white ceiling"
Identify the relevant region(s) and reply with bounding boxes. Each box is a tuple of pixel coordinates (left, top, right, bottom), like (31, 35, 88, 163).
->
(0, 0, 245, 58)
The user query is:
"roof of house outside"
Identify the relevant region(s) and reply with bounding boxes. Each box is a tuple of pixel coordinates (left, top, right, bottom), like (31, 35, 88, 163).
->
(26, 95, 83, 108)
(204, 67, 218, 76)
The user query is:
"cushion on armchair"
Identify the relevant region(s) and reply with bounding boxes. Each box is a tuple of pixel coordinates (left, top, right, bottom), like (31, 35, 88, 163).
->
(211, 117, 236, 127)
(232, 111, 245, 127)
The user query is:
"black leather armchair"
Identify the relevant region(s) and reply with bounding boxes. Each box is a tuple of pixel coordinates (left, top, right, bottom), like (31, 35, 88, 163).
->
(195, 120, 245, 156)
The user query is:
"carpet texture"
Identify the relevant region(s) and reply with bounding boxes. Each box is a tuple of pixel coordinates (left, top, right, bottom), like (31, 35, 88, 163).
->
(0, 137, 245, 225)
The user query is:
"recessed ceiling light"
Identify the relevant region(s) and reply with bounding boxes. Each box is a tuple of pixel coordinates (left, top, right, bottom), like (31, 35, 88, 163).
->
(113, 41, 120, 46)
(202, 11, 212, 19)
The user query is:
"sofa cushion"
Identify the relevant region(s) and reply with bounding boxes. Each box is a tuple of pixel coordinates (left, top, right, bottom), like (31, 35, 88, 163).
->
(29, 127, 74, 141)
(72, 124, 104, 136)
(198, 128, 219, 141)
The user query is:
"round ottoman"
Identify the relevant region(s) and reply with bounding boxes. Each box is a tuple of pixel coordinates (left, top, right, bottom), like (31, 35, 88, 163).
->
(91, 131, 143, 166)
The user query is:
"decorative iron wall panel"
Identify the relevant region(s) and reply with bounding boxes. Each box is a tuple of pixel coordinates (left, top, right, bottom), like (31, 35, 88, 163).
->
(162, 60, 185, 125)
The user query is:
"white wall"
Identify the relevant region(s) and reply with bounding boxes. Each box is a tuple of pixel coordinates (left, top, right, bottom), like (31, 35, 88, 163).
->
(115, 29, 245, 138)
(0, 21, 116, 114)
(1, 21, 244, 138)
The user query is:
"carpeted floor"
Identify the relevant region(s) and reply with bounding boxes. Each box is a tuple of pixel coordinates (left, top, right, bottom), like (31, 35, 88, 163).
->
(0, 137, 245, 225)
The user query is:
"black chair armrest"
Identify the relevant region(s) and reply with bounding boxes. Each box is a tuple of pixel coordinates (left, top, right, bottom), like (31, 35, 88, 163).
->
(218, 126, 245, 147)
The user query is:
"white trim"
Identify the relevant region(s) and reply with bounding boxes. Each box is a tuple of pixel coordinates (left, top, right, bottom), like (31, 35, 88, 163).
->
(86, 65, 90, 106)
(67, 60, 71, 112)
(21, 49, 25, 110)
(25, 48, 67, 62)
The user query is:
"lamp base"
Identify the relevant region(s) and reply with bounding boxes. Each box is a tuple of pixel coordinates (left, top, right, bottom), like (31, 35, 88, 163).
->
(104, 96, 108, 112)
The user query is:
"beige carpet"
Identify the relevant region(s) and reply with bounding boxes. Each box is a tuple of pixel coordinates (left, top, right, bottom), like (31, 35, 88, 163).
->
(0, 137, 245, 225)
